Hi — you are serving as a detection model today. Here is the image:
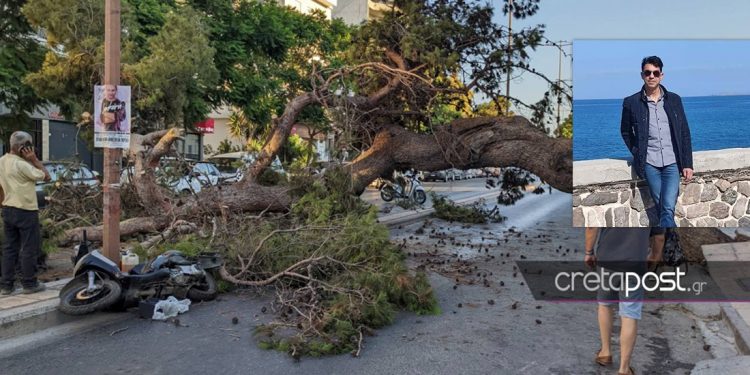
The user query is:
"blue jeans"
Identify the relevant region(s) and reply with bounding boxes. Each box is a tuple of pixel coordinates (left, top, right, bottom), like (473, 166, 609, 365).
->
(644, 163, 679, 227)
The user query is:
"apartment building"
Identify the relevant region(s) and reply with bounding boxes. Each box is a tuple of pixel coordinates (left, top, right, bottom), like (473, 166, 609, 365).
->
(332, 0, 394, 25)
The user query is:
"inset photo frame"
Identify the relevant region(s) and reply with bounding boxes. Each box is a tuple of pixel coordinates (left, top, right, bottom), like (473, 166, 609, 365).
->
(572, 40, 750, 227)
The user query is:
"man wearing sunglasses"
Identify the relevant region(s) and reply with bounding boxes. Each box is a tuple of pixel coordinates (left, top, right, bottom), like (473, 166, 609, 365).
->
(620, 56, 693, 227)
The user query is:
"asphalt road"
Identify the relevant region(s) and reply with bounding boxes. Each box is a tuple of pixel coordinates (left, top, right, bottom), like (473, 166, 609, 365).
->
(1, 183, 733, 374)
(361, 177, 500, 211)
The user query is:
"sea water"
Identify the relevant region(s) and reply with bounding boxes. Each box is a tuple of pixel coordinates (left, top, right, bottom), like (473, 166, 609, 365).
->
(573, 95, 750, 161)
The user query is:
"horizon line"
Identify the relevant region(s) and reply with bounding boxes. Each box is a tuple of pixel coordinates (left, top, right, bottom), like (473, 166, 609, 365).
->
(574, 93, 750, 101)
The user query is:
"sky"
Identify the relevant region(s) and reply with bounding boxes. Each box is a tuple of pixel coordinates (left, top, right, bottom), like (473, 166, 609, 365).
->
(574, 40, 750, 100)
(490, 0, 750, 116)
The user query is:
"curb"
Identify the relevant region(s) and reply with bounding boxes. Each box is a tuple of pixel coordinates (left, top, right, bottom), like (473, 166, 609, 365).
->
(0, 311, 130, 359)
(0, 277, 130, 358)
(0, 278, 72, 340)
(702, 242, 750, 356)
(721, 303, 750, 355)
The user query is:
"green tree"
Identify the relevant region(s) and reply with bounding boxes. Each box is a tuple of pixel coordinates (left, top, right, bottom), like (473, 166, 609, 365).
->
(474, 100, 510, 117)
(188, 1, 350, 132)
(22, 0, 108, 120)
(126, 6, 218, 129)
(21, 0, 217, 130)
(0, 0, 47, 137)
(555, 112, 572, 139)
(19, 0, 350, 137)
(337, 0, 566, 130)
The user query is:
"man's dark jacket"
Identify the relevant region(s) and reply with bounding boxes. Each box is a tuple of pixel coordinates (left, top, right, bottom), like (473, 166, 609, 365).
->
(620, 85, 693, 179)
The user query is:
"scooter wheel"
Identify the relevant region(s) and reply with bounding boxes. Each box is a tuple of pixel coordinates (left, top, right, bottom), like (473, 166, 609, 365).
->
(187, 272, 218, 301)
(415, 190, 427, 205)
(380, 186, 395, 202)
(59, 277, 122, 315)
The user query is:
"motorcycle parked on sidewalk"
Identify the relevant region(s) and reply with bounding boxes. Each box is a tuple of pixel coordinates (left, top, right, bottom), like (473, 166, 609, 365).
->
(59, 232, 222, 315)
(379, 172, 427, 205)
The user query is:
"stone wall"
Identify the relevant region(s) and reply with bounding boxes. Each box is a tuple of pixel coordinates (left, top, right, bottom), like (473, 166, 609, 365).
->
(573, 149, 750, 227)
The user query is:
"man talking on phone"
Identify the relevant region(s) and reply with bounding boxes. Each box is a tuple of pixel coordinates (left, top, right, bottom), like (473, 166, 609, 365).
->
(0, 131, 51, 295)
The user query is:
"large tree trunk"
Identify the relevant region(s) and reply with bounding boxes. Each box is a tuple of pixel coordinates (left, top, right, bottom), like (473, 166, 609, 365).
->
(348, 116, 572, 193)
(246, 49, 409, 181)
(60, 183, 292, 245)
(62, 115, 571, 244)
(63, 46, 573, 245)
(246, 92, 317, 181)
(128, 129, 180, 216)
(64, 217, 161, 245)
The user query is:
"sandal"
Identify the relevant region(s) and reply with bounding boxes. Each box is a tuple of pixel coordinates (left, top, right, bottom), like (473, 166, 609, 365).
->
(618, 366, 636, 375)
(594, 349, 612, 366)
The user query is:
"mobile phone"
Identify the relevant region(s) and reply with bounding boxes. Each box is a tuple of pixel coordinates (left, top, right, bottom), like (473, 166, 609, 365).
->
(21, 142, 32, 153)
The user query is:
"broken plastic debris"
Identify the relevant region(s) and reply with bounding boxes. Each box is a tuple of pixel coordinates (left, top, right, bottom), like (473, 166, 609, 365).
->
(152, 296, 191, 320)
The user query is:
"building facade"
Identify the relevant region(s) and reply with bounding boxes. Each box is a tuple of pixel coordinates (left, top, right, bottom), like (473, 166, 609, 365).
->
(277, 0, 337, 18)
(332, 0, 393, 25)
(0, 103, 104, 173)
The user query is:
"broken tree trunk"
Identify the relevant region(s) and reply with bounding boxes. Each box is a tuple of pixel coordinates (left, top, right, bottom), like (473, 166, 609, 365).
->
(61, 115, 572, 245)
(347, 116, 572, 194)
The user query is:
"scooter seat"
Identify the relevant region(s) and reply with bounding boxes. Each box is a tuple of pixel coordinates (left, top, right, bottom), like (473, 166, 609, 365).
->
(129, 264, 145, 275)
(126, 268, 171, 284)
(168, 257, 193, 266)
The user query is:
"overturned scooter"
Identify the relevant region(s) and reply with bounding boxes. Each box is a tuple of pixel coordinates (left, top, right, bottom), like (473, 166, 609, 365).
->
(59, 231, 222, 315)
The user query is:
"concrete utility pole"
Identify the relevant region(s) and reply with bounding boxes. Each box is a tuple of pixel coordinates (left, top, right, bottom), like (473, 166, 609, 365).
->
(103, 0, 121, 263)
(505, 0, 513, 117)
(552, 41, 572, 129)
(556, 40, 563, 128)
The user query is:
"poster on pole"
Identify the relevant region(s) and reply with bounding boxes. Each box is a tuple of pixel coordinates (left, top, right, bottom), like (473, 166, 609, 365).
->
(94, 85, 131, 149)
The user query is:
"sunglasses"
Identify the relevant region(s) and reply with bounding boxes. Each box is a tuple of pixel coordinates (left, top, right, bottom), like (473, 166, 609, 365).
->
(641, 70, 662, 77)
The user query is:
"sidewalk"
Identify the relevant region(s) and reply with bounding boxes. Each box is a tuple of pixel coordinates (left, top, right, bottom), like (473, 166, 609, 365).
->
(702, 241, 750, 355)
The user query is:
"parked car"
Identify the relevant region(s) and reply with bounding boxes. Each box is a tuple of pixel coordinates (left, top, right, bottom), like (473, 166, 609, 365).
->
(450, 168, 465, 180)
(205, 152, 286, 184)
(36, 162, 100, 209)
(464, 169, 484, 179)
(484, 167, 502, 177)
(120, 159, 221, 195)
(191, 161, 222, 187)
(425, 170, 452, 182)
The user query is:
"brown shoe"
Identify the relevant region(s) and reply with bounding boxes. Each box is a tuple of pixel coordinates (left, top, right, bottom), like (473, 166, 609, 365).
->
(595, 349, 613, 366)
(618, 366, 635, 375)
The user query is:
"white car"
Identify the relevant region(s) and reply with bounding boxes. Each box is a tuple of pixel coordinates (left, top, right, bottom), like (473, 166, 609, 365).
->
(120, 159, 221, 195)
(206, 152, 286, 184)
(191, 161, 222, 187)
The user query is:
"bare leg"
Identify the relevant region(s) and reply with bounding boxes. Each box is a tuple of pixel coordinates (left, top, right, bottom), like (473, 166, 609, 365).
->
(619, 317, 638, 374)
(598, 304, 613, 357)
